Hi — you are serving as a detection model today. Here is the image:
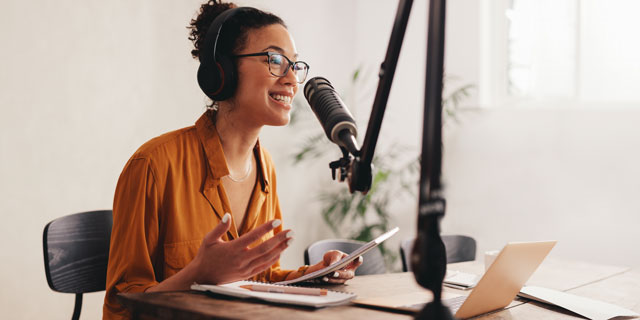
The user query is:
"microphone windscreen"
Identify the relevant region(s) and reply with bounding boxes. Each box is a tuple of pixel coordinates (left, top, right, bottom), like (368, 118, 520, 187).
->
(304, 77, 357, 143)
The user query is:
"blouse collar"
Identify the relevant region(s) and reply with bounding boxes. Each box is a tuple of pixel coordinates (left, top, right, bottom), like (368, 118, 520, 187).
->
(195, 110, 270, 193)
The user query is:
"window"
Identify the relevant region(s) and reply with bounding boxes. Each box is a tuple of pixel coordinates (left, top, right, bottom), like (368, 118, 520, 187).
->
(504, 0, 640, 106)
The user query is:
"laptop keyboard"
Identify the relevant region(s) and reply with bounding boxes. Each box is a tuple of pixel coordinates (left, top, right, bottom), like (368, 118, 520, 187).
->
(443, 295, 467, 313)
(401, 295, 467, 313)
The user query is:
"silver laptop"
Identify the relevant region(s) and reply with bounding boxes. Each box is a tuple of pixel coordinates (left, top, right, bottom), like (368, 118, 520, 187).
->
(354, 241, 556, 319)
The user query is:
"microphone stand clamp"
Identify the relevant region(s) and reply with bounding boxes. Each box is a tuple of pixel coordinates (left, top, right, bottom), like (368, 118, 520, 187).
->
(328, 147, 373, 194)
(329, 147, 352, 182)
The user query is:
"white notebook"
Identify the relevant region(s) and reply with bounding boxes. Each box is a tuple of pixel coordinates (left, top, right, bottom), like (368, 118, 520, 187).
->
(191, 280, 356, 308)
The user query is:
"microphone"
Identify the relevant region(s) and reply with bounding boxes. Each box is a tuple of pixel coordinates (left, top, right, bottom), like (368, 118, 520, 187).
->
(304, 77, 359, 156)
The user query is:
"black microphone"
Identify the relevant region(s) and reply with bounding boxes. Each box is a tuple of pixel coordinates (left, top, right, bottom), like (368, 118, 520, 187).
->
(304, 77, 359, 156)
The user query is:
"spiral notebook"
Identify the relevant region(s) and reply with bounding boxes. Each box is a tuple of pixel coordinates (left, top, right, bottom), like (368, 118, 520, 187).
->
(191, 280, 356, 308)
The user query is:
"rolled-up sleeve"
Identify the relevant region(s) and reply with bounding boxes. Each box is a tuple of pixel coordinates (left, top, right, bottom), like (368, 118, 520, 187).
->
(103, 157, 160, 319)
(258, 168, 295, 283)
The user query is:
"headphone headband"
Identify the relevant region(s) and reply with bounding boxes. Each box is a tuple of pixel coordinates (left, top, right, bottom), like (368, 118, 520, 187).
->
(200, 7, 251, 66)
(198, 7, 252, 101)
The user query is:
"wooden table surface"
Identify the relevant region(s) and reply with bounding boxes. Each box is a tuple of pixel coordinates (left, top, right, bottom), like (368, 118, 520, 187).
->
(119, 259, 638, 319)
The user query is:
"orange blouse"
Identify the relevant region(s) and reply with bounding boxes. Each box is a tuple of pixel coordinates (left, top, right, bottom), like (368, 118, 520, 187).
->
(103, 110, 293, 319)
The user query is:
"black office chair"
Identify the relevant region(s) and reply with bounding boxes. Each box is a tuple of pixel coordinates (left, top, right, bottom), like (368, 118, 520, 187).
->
(400, 235, 476, 272)
(43, 210, 113, 320)
(304, 239, 386, 275)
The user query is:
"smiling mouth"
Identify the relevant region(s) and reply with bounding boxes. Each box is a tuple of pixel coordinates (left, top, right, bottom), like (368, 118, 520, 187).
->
(269, 93, 292, 105)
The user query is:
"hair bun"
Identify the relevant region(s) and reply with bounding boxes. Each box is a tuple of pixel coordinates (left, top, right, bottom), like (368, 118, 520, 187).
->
(189, 1, 238, 60)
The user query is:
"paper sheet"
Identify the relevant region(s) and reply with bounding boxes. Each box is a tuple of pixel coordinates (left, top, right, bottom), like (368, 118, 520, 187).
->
(519, 286, 639, 320)
(444, 270, 479, 289)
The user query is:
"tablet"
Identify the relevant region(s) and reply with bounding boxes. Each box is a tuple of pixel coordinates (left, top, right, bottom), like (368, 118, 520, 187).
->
(275, 227, 399, 285)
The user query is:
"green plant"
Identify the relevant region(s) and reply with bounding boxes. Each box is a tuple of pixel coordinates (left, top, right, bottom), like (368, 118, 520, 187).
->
(289, 68, 473, 271)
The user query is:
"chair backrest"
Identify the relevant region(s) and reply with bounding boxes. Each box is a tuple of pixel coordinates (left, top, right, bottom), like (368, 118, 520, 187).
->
(400, 235, 476, 272)
(304, 239, 386, 276)
(43, 210, 113, 294)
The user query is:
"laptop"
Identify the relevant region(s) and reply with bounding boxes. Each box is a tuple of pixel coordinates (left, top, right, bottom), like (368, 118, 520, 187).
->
(353, 240, 556, 319)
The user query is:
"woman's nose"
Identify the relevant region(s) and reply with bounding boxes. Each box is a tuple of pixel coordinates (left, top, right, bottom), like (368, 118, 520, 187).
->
(282, 65, 298, 86)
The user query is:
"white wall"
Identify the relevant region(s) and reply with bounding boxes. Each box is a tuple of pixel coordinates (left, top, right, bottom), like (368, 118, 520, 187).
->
(1, 2, 205, 319)
(441, 107, 640, 267)
(2, 0, 639, 319)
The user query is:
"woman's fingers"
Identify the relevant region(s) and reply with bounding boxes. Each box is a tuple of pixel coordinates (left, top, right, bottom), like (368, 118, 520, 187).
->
(345, 255, 364, 270)
(233, 219, 282, 248)
(245, 233, 291, 269)
(322, 250, 347, 266)
(319, 275, 348, 284)
(328, 269, 355, 280)
(245, 229, 293, 261)
(203, 213, 232, 245)
(319, 254, 362, 284)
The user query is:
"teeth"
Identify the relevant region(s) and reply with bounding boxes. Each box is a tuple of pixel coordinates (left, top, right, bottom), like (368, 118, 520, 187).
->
(271, 94, 291, 104)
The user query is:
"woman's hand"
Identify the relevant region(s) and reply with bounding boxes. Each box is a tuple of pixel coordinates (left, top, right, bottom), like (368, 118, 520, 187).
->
(191, 213, 293, 285)
(294, 250, 364, 284)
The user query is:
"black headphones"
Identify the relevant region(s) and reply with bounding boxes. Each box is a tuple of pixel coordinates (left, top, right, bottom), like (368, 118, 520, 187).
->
(197, 7, 251, 101)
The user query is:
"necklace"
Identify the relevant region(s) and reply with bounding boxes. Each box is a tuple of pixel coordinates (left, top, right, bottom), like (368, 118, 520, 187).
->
(226, 159, 252, 183)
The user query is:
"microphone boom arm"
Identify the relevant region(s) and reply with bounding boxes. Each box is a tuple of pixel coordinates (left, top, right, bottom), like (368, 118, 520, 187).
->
(323, 0, 453, 318)
(340, 0, 414, 194)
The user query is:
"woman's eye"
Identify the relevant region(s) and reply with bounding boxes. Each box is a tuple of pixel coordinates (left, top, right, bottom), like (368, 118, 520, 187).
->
(271, 56, 284, 65)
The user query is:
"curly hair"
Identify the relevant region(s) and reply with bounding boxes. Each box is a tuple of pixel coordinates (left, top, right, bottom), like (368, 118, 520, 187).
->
(187, 1, 286, 61)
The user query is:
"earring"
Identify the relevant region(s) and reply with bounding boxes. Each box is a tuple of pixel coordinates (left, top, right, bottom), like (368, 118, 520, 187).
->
(208, 101, 219, 111)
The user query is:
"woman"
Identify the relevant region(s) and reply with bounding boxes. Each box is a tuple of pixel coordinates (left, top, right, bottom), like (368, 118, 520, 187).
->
(103, 1, 362, 318)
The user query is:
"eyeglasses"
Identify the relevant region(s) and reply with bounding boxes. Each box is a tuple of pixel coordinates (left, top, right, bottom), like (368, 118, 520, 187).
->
(234, 51, 309, 84)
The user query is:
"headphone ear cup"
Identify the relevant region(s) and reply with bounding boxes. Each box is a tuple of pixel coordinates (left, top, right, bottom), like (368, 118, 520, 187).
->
(197, 56, 237, 101)
(197, 63, 220, 100)
(213, 56, 237, 101)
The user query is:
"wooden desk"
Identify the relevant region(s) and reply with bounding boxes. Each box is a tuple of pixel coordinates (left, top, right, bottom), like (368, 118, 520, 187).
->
(119, 260, 637, 319)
